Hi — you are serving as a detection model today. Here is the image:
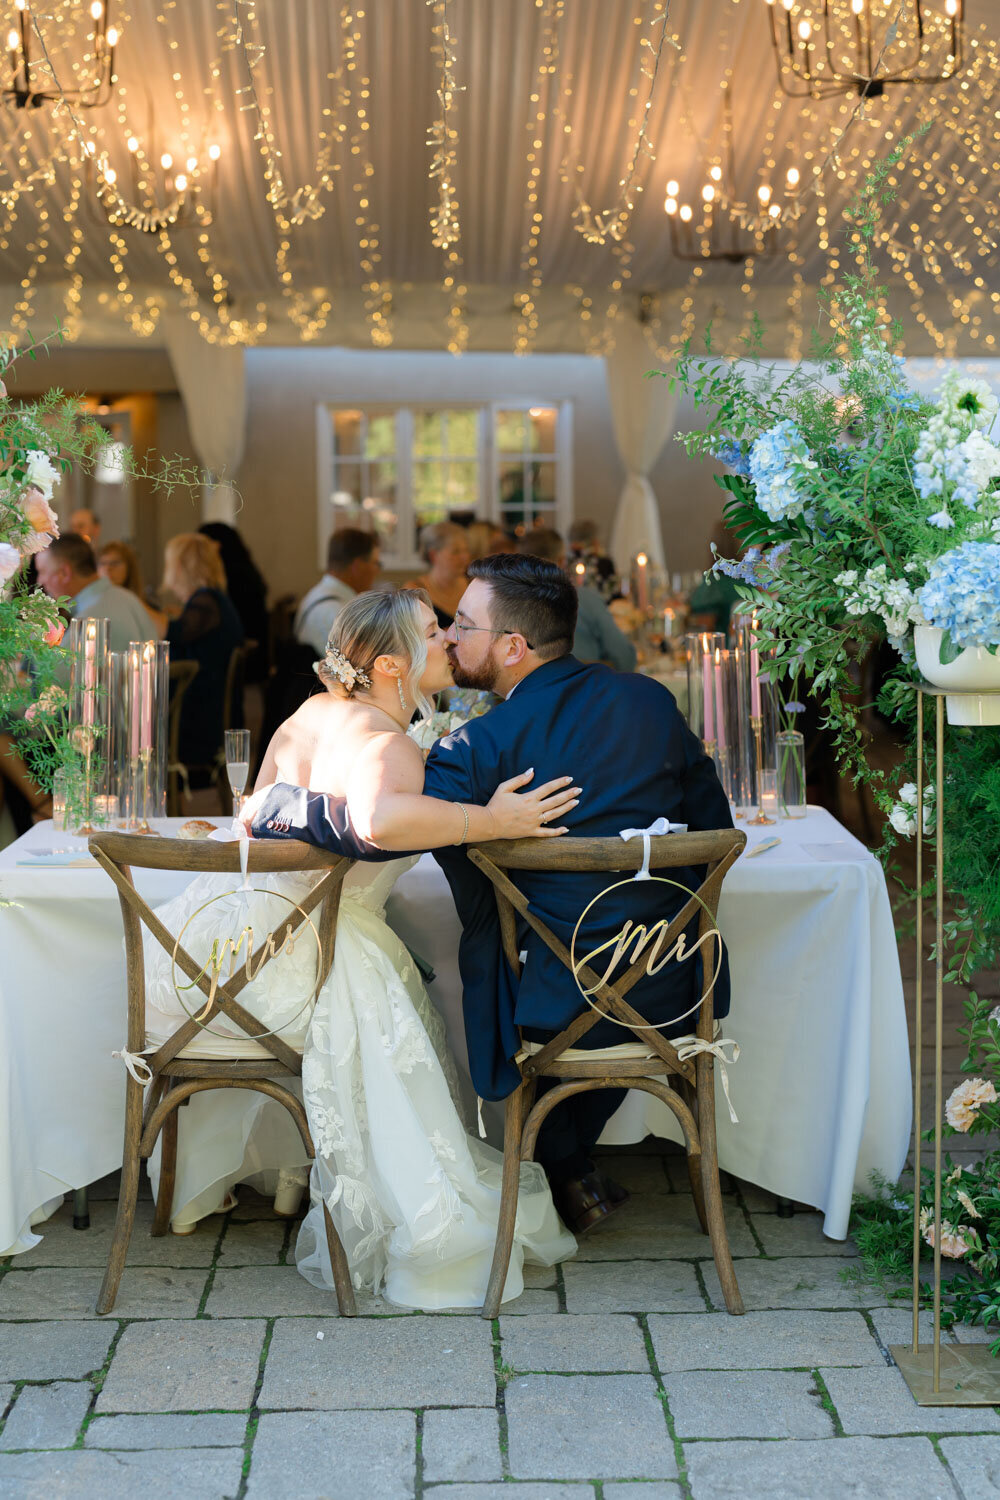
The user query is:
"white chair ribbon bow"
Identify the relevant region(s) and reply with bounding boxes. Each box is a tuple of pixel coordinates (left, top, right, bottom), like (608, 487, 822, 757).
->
(671, 1032, 741, 1124)
(619, 816, 688, 880)
(111, 1047, 154, 1087)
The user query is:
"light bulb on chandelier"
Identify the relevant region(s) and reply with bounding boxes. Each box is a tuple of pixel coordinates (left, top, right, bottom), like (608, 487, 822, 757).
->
(763, 0, 968, 97)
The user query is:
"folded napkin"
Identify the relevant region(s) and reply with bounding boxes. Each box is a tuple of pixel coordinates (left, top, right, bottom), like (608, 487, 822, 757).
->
(208, 818, 252, 889)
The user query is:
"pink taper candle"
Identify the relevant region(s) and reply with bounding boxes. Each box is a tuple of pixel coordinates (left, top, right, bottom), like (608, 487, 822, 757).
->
(129, 647, 141, 759)
(140, 642, 154, 751)
(83, 626, 97, 727)
(635, 553, 649, 611)
(714, 648, 726, 753)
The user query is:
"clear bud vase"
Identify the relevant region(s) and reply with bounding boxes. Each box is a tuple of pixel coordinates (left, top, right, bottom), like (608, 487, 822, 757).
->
(776, 729, 807, 818)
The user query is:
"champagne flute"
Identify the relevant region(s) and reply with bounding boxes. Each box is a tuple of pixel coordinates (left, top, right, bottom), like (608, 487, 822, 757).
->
(224, 729, 251, 817)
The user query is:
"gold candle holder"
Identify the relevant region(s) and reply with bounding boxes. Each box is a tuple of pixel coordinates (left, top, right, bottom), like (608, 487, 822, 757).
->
(747, 715, 775, 826)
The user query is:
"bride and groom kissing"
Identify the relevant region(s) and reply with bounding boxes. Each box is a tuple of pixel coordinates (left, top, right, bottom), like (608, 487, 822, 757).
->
(232, 550, 734, 1307)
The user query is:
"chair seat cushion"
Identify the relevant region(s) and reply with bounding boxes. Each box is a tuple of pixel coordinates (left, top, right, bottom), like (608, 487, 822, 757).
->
(144, 1026, 307, 1061)
(516, 1039, 659, 1065)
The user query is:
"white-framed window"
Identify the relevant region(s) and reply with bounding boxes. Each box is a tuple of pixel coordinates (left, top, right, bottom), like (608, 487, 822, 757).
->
(316, 399, 572, 569)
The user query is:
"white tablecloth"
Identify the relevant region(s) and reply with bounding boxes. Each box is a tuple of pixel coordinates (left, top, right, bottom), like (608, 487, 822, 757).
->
(0, 807, 910, 1253)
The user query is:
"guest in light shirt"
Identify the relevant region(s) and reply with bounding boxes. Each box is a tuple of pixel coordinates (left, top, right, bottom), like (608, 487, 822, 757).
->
(36, 533, 157, 651)
(518, 528, 637, 671)
(295, 528, 381, 660)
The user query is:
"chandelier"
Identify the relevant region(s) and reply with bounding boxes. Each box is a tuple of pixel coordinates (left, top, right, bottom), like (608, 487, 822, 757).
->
(663, 92, 802, 263)
(763, 0, 966, 99)
(85, 129, 221, 235)
(3, 0, 117, 110)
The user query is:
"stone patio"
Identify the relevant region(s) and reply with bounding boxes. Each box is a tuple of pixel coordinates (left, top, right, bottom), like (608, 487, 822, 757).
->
(2, 1130, 999, 1500)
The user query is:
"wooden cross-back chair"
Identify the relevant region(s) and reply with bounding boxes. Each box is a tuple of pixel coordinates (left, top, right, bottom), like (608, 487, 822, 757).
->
(88, 831, 355, 1317)
(467, 828, 747, 1320)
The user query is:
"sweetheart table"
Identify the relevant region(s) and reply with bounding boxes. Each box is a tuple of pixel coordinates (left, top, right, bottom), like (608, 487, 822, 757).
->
(0, 806, 910, 1256)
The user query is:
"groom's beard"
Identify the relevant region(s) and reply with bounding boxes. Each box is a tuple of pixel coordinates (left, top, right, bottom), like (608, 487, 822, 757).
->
(447, 649, 500, 694)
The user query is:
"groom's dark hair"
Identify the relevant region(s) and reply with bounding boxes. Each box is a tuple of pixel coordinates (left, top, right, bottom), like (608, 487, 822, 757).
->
(469, 552, 577, 660)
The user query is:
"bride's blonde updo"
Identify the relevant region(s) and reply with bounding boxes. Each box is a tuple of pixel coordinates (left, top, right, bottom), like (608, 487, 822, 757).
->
(315, 587, 433, 718)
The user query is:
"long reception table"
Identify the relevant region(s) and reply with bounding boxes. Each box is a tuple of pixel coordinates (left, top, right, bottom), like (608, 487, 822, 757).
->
(0, 806, 910, 1255)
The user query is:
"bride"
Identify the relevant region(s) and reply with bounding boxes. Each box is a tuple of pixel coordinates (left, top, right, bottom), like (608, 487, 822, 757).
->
(143, 587, 578, 1308)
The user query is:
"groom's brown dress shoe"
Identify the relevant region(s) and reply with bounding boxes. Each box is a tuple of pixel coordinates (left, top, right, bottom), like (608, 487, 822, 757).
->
(553, 1171, 630, 1235)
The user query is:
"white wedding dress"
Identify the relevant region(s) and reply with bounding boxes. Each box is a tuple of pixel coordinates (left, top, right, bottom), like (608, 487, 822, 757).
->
(142, 854, 575, 1308)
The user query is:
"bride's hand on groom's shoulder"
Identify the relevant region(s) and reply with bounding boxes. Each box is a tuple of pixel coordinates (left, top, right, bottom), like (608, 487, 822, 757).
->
(484, 769, 581, 841)
(240, 782, 276, 836)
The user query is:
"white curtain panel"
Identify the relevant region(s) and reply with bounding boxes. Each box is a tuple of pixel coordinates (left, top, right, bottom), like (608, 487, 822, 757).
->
(164, 313, 247, 524)
(604, 318, 676, 576)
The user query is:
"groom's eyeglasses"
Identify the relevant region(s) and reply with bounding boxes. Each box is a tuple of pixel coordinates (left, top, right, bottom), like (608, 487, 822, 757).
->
(452, 616, 534, 650)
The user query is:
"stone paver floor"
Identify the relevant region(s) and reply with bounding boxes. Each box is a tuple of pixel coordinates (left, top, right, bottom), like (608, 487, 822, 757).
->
(2, 1138, 999, 1500)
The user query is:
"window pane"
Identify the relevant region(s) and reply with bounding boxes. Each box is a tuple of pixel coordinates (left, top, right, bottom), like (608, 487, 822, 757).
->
(333, 410, 362, 457)
(364, 462, 398, 548)
(496, 410, 526, 454)
(528, 406, 557, 455)
(366, 414, 396, 459)
(332, 462, 361, 503)
(413, 462, 447, 526)
(445, 461, 477, 510)
(532, 461, 556, 505)
(499, 462, 527, 530)
(413, 411, 442, 458)
(446, 409, 478, 457)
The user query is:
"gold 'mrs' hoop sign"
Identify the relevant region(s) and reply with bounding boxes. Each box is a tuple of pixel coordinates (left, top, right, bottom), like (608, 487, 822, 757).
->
(170, 886, 324, 1040)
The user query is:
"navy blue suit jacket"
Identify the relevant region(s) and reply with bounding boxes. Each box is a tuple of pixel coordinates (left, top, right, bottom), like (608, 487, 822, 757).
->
(252, 655, 733, 1099)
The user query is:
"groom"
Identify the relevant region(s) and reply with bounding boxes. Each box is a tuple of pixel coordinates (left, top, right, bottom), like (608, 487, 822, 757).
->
(248, 553, 733, 1232)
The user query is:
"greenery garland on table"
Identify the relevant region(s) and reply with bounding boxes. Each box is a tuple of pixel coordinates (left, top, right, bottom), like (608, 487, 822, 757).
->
(658, 139, 1000, 1343)
(0, 326, 202, 796)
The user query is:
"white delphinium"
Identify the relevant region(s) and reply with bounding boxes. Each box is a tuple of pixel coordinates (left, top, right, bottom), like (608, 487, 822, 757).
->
(834, 562, 924, 645)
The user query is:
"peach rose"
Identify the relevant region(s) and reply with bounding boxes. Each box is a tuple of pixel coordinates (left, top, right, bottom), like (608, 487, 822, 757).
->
(20, 529, 55, 557)
(22, 486, 59, 537)
(920, 1209, 974, 1259)
(945, 1078, 998, 1132)
(43, 619, 65, 647)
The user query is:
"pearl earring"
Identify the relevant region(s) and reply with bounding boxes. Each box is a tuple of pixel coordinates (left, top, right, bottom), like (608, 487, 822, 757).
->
(397, 674, 407, 713)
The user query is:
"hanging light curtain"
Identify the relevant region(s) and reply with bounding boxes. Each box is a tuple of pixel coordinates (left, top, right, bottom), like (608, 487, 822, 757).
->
(604, 318, 674, 575)
(164, 314, 247, 525)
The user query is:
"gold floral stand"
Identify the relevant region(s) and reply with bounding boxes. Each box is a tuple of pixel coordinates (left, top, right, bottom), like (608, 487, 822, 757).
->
(890, 682, 1000, 1405)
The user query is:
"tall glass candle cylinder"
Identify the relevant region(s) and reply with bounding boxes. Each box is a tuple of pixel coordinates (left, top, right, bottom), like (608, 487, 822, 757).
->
(66, 616, 109, 830)
(683, 632, 724, 743)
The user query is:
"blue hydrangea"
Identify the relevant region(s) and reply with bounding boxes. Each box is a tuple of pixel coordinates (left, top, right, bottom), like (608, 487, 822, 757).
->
(748, 421, 816, 522)
(918, 541, 1000, 651)
(712, 438, 751, 477)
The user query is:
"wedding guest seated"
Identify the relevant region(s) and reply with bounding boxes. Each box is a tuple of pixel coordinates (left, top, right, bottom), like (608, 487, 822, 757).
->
(163, 533, 244, 775)
(36, 533, 156, 652)
(97, 540, 168, 637)
(404, 521, 471, 628)
(295, 528, 381, 660)
(464, 519, 510, 562)
(69, 506, 101, 548)
(568, 518, 620, 600)
(199, 522, 270, 684)
(521, 528, 637, 672)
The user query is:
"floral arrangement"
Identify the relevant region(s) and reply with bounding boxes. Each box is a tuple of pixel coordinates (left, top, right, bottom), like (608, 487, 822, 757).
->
(0, 326, 201, 798)
(665, 138, 1000, 982)
(663, 139, 1000, 1344)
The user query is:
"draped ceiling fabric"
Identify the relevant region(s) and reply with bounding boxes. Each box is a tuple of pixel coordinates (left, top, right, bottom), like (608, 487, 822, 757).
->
(163, 314, 246, 524)
(0, 0, 994, 356)
(605, 319, 676, 575)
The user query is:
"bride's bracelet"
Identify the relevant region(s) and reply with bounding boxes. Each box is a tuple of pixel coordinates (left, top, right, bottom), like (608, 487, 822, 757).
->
(454, 803, 470, 845)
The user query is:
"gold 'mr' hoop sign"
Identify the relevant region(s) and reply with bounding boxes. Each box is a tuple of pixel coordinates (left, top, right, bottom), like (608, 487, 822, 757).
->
(170, 886, 324, 1041)
(569, 875, 723, 1032)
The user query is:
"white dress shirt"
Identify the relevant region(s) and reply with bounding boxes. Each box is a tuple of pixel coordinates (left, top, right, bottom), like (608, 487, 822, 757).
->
(294, 575, 356, 659)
